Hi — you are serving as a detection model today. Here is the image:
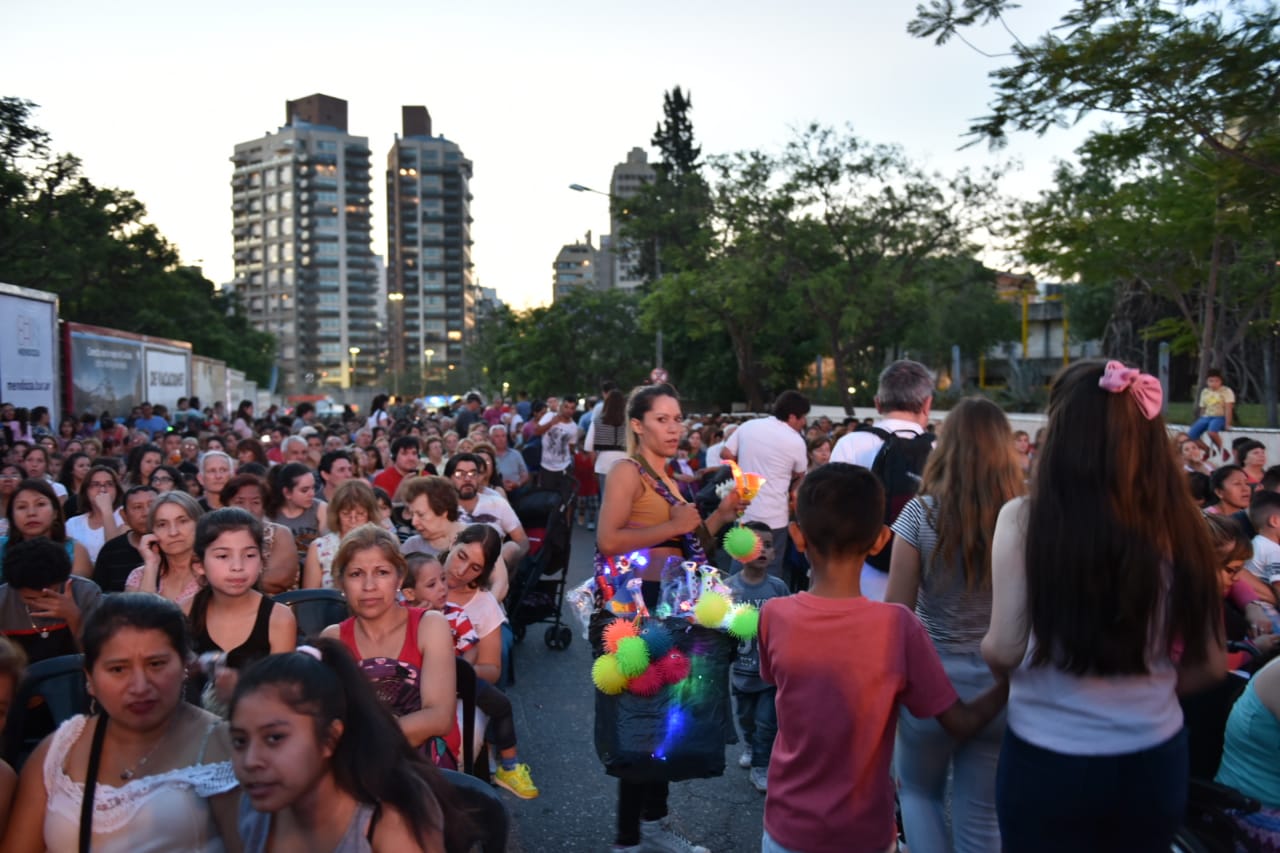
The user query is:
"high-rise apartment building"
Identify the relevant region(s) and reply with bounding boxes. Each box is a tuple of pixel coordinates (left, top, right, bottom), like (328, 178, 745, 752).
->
(386, 107, 474, 386)
(551, 233, 600, 302)
(608, 147, 655, 291)
(230, 94, 378, 393)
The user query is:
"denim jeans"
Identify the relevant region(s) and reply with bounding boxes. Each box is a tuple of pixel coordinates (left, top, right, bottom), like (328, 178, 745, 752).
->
(895, 650, 1004, 853)
(996, 726, 1188, 852)
(1188, 415, 1225, 440)
(733, 685, 778, 767)
(763, 829, 896, 853)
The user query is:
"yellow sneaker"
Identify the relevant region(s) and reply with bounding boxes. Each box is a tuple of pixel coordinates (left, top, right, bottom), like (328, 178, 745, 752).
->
(494, 762, 539, 799)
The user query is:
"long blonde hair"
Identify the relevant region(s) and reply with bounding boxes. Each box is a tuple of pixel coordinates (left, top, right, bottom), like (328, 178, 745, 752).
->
(918, 397, 1025, 590)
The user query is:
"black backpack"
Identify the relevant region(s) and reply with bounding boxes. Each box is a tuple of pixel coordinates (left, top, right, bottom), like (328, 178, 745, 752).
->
(866, 426, 933, 572)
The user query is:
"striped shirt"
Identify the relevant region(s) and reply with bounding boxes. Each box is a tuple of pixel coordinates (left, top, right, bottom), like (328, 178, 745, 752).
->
(890, 496, 993, 653)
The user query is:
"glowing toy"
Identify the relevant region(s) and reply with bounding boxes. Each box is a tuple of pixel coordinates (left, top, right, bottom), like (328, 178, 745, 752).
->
(592, 654, 629, 695)
(602, 619, 639, 654)
(694, 590, 730, 628)
(727, 605, 760, 641)
(614, 635, 651, 677)
(722, 525, 763, 562)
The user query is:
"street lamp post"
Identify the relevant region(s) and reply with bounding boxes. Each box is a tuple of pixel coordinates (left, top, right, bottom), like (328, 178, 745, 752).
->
(348, 347, 360, 389)
(424, 348, 435, 392)
(569, 183, 663, 369)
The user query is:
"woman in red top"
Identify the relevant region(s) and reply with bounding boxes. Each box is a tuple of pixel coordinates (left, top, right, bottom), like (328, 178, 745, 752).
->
(321, 524, 458, 766)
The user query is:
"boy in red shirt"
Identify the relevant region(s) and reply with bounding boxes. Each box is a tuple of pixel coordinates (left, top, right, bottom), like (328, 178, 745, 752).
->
(759, 464, 1007, 853)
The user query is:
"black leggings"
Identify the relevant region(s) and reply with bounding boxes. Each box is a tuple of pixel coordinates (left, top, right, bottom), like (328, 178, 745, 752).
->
(617, 779, 669, 845)
(475, 679, 517, 752)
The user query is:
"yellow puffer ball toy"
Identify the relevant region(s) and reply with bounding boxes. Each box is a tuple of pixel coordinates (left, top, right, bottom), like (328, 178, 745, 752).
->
(592, 654, 629, 695)
(694, 590, 730, 627)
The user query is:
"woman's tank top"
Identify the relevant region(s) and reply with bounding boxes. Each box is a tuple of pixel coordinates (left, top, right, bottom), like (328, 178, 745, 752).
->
(274, 503, 321, 567)
(190, 594, 275, 669)
(338, 608, 461, 763)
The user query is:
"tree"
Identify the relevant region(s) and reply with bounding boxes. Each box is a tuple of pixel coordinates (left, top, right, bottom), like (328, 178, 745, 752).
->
(471, 289, 654, 396)
(618, 87, 714, 281)
(642, 150, 818, 411)
(0, 97, 276, 385)
(783, 124, 1008, 411)
(910, 0, 1280, 390)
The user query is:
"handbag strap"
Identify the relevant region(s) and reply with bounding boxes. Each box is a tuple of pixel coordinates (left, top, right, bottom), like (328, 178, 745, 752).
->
(625, 457, 709, 563)
(80, 714, 109, 853)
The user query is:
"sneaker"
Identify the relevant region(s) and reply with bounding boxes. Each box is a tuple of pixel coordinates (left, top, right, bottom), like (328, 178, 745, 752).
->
(738, 746, 752, 769)
(749, 766, 768, 793)
(494, 762, 539, 799)
(640, 819, 710, 853)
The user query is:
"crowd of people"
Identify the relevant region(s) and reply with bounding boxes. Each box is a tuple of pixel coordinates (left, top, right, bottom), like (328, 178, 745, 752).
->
(0, 360, 1275, 851)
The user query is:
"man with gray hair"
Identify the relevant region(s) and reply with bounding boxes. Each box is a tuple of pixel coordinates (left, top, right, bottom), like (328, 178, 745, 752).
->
(829, 359, 935, 600)
(280, 435, 309, 465)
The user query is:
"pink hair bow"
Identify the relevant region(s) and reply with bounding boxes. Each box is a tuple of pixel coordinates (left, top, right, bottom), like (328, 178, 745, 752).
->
(1098, 360, 1163, 420)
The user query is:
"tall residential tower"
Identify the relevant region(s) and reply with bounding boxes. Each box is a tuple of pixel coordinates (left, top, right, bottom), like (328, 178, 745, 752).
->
(230, 94, 378, 393)
(386, 107, 474, 386)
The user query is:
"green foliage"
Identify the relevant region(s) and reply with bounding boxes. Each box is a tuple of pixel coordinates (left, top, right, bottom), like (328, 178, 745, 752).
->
(472, 289, 653, 397)
(0, 97, 276, 385)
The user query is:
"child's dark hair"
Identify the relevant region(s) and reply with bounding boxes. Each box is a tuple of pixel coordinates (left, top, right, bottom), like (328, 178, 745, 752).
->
(83, 593, 191, 671)
(453, 523, 501, 589)
(4, 536, 72, 590)
(743, 520, 772, 537)
(194, 507, 265, 560)
(1186, 471, 1212, 506)
(1249, 490, 1280, 536)
(402, 551, 441, 591)
(795, 464, 885, 558)
(230, 640, 469, 850)
(1206, 368, 1224, 380)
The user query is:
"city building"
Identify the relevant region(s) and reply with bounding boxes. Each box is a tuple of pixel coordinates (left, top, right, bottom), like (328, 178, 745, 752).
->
(230, 94, 379, 393)
(386, 106, 475, 389)
(551, 233, 599, 302)
(608, 147, 655, 291)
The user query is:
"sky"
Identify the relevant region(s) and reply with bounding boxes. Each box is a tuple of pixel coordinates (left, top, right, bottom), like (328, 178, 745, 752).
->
(4, 0, 1087, 310)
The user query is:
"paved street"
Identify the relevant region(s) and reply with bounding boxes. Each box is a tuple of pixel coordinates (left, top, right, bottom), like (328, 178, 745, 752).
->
(496, 524, 766, 853)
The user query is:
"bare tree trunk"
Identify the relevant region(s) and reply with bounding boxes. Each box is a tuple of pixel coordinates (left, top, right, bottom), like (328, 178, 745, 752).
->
(1195, 221, 1223, 389)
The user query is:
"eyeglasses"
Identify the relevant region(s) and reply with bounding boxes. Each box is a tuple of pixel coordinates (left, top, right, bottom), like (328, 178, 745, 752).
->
(89, 481, 115, 490)
(452, 470, 479, 479)
(151, 475, 174, 484)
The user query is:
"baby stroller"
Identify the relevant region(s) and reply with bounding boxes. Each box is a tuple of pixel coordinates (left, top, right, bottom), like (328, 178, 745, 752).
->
(506, 479, 577, 652)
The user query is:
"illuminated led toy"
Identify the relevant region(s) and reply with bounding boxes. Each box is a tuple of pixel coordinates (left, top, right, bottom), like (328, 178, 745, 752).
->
(614, 635, 651, 677)
(727, 604, 760, 641)
(722, 525, 763, 562)
(694, 590, 730, 628)
(726, 460, 766, 502)
(592, 654, 629, 695)
(602, 619, 639, 654)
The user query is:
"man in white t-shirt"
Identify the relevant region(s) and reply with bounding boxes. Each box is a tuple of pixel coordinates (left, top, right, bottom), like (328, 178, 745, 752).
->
(534, 396, 579, 491)
(721, 391, 810, 580)
(829, 359, 934, 601)
(446, 452, 530, 570)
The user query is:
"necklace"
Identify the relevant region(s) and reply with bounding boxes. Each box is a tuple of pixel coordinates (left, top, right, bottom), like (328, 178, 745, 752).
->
(117, 716, 176, 781)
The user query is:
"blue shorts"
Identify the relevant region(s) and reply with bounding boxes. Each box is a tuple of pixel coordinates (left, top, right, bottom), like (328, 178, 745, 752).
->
(1188, 416, 1225, 440)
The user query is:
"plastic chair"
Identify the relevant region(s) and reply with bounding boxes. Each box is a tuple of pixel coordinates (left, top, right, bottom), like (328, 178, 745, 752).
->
(3, 653, 90, 769)
(271, 588, 349, 643)
(440, 768, 509, 853)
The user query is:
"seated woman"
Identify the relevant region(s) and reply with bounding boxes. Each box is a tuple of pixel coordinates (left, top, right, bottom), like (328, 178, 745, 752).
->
(0, 594, 241, 852)
(229, 641, 463, 852)
(1215, 656, 1280, 848)
(221, 475, 298, 594)
(125, 491, 204, 613)
(64, 465, 125, 564)
(267, 463, 328, 572)
(0, 537, 103, 663)
(0, 479, 93, 581)
(321, 525, 459, 768)
(1206, 515, 1280, 671)
(302, 479, 382, 590)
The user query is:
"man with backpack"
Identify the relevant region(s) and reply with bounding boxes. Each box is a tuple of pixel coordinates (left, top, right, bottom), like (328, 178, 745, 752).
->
(829, 360, 935, 601)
